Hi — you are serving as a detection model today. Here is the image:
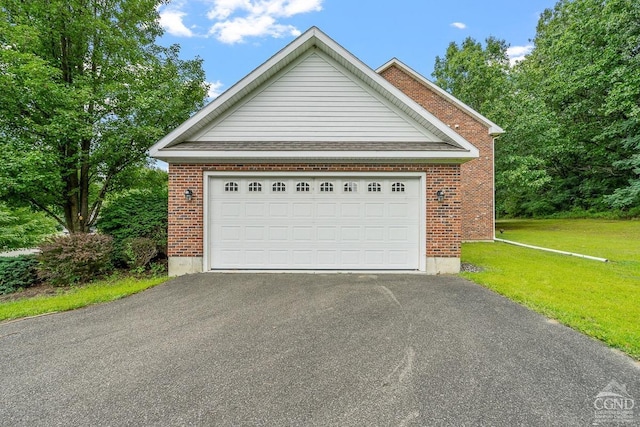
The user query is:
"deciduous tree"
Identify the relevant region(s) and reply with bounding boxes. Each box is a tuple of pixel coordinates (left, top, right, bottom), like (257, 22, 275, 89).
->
(519, 0, 640, 211)
(432, 0, 640, 215)
(432, 36, 556, 216)
(433, 36, 510, 117)
(0, 0, 208, 232)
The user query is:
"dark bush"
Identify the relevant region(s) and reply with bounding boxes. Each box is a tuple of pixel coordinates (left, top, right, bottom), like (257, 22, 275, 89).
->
(38, 234, 114, 286)
(96, 188, 167, 264)
(0, 255, 40, 295)
(123, 237, 158, 269)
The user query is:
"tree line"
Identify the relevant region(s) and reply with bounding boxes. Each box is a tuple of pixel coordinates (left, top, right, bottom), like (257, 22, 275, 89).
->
(433, 0, 639, 217)
(1, 0, 637, 235)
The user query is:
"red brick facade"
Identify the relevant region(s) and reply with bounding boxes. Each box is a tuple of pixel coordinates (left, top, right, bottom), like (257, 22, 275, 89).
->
(168, 163, 461, 259)
(380, 65, 495, 241)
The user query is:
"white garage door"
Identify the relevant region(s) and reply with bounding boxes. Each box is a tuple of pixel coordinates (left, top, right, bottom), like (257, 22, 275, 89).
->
(208, 176, 422, 270)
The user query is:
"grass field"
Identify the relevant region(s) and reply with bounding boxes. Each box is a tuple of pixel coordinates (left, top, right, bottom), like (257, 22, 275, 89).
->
(461, 219, 640, 360)
(0, 276, 168, 322)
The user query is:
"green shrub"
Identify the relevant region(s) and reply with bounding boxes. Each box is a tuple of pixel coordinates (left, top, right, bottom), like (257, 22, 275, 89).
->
(149, 261, 167, 277)
(0, 203, 58, 250)
(38, 234, 114, 286)
(96, 188, 167, 264)
(0, 255, 40, 295)
(123, 237, 158, 270)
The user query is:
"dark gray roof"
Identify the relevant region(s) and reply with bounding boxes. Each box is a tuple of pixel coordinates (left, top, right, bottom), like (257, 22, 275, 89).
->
(164, 141, 466, 152)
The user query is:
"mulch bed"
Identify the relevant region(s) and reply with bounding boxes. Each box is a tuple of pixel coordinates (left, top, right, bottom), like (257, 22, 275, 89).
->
(0, 284, 59, 302)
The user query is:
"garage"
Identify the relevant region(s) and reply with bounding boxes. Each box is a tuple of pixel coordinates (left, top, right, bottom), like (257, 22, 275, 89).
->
(151, 28, 495, 276)
(206, 174, 424, 270)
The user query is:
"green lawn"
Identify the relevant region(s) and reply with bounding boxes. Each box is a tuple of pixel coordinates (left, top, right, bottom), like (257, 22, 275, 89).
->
(461, 219, 640, 360)
(0, 276, 169, 322)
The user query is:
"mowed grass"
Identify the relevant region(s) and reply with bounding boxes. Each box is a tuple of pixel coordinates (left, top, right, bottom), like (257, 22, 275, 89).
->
(461, 219, 640, 360)
(0, 276, 169, 323)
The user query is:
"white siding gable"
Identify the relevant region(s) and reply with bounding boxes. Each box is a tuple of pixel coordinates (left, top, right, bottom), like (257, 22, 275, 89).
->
(194, 52, 441, 143)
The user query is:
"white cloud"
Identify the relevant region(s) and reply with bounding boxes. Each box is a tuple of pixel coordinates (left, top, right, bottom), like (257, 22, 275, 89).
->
(159, 7, 195, 37)
(210, 15, 300, 44)
(507, 44, 534, 66)
(158, 0, 323, 43)
(280, 0, 323, 16)
(450, 22, 466, 29)
(207, 80, 225, 99)
(208, 0, 249, 20)
(207, 0, 323, 44)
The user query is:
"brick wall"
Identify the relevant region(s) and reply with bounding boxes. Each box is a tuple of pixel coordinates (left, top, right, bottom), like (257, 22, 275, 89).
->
(379, 65, 495, 240)
(168, 163, 461, 259)
(168, 164, 204, 257)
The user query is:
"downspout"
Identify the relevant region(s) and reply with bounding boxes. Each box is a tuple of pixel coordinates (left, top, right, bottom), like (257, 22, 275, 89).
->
(490, 132, 500, 241)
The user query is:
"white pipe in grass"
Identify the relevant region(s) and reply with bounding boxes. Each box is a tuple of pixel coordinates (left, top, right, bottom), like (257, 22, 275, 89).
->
(494, 238, 609, 262)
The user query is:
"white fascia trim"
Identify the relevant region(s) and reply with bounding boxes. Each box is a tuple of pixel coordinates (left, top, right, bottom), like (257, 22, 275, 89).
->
(202, 171, 427, 272)
(376, 59, 505, 136)
(202, 172, 210, 273)
(204, 171, 426, 177)
(154, 149, 477, 162)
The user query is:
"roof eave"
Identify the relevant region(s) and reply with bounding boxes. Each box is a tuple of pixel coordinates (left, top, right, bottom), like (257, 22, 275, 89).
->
(152, 149, 478, 164)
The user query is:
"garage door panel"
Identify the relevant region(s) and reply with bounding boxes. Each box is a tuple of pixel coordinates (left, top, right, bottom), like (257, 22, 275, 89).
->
(220, 250, 241, 264)
(293, 203, 313, 217)
(268, 226, 288, 240)
(365, 251, 384, 265)
(317, 203, 337, 217)
(210, 176, 421, 270)
(269, 203, 289, 217)
(292, 226, 314, 241)
(365, 203, 385, 217)
(317, 226, 337, 241)
(340, 250, 360, 265)
(317, 250, 337, 265)
(389, 203, 411, 218)
(269, 250, 288, 265)
(220, 226, 241, 241)
(388, 226, 409, 241)
(245, 203, 265, 217)
(340, 226, 360, 241)
(388, 250, 410, 265)
(221, 203, 242, 217)
(340, 204, 360, 217)
(246, 250, 265, 265)
(245, 226, 265, 241)
(364, 227, 385, 242)
(293, 250, 313, 265)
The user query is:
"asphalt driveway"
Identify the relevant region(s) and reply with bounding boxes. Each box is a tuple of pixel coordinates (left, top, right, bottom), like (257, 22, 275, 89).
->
(1, 273, 638, 426)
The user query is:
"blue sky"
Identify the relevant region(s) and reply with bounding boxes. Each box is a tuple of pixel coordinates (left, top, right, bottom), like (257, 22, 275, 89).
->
(157, 0, 558, 99)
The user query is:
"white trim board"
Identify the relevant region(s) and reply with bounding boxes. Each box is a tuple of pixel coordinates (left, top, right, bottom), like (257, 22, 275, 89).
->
(202, 171, 427, 272)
